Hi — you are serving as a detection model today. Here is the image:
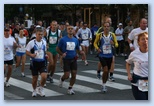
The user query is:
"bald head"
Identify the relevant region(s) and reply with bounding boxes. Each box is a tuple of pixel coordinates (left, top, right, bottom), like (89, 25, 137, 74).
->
(140, 18, 148, 30)
(105, 17, 112, 26)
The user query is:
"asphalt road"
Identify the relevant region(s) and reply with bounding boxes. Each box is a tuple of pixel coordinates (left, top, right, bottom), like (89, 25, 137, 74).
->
(4, 53, 134, 100)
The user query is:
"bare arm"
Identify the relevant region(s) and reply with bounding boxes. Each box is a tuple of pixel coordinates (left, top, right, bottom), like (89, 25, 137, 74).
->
(128, 38, 135, 51)
(126, 62, 132, 81)
(26, 50, 36, 58)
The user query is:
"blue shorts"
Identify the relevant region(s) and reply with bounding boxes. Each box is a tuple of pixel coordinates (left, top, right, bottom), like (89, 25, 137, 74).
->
(16, 52, 26, 56)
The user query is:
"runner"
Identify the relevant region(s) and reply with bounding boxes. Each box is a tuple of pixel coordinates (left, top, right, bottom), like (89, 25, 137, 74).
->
(56, 24, 84, 95)
(126, 32, 148, 100)
(14, 29, 27, 77)
(26, 27, 47, 97)
(96, 17, 118, 81)
(46, 20, 62, 83)
(4, 27, 18, 87)
(94, 22, 115, 93)
(75, 22, 92, 65)
(128, 18, 148, 51)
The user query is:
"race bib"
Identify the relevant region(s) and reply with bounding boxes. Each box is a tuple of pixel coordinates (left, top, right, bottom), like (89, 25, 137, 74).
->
(17, 44, 26, 53)
(4, 48, 11, 55)
(66, 42, 75, 50)
(34, 50, 44, 59)
(138, 80, 148, 92)
(82, 33, 88, 40)
(102, 44, 111, 54)
(49, 37, 57, 44)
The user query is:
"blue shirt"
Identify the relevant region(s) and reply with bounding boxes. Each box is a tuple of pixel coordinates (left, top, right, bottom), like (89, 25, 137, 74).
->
(57, 36, 79, 59)
(91, 26, 99, 37)
(99, 34, 113, 58)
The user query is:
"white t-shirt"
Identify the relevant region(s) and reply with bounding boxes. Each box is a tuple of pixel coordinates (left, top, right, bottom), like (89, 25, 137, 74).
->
(76, 28, 92, 40)
(128, 27, 148, 49)
(115, 28, 124, 41)
(126, 48, 148, 77)
(16, 36, 27, 53)
(4, 36, 16, 61)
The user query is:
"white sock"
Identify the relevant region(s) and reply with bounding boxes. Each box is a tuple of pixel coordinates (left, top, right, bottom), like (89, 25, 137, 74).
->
(102, 83, 106, 87)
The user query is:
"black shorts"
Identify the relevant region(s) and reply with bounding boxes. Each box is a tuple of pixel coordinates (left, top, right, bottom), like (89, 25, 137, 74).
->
(63, 59, 77, 72)
(99, 57, 112, 70)
(30, 61, 47, 76)
(4, 59, 13, 65)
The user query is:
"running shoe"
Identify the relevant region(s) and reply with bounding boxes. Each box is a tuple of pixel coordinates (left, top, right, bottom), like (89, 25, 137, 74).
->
(50, 78, 54, 83)
(37, 86, 45, 97)
(46, 75, 50, 82)
(21, 73, 25, 77)
(5, 82, 10, 87)
(85, 60, 88, 66)
(101, 86, 107, 93)
(59, 77, 64, 88)
(67, 89, 75, 95)
(109, 76, 115, 82)
(96, 73, 101, 79)
(46, 75, 54, 83)
(32, 90, 37, 97)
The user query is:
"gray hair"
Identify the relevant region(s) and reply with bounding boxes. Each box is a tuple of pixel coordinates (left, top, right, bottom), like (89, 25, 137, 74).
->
(35, 27, 43, 33)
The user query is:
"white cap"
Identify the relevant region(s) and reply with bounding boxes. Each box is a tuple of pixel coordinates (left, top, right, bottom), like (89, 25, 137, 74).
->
(119, 23, 122, 26)
(36, 25, 41, 28)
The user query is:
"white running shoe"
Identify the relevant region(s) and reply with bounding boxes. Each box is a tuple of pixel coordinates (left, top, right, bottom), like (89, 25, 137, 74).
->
(67, 89, 75, 95)
(37, 86, 45, 97)
(5, 82, 10, 87)
(101, 85, 107, 93)
(85, 60, 88, 66)
(32, 90, 37, 97)
(59, 77, 64, 88)
(21, 73, 25, 77)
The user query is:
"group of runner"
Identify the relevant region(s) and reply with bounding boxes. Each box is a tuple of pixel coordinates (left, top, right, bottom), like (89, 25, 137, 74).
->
(4, 17, 148, 100)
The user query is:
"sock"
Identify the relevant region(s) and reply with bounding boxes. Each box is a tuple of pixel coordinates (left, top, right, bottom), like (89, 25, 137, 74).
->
(110, 72, 113, 77)
(102, 83, 106, 87)
(97, 70, 101, 73)
(68, 86, 72, 89)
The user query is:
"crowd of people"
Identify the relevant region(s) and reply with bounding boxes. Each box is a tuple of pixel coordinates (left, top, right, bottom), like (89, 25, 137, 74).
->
(4, 17, 148, 100)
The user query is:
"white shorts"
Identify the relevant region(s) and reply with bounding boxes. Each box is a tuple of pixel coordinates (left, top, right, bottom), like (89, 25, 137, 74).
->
(81, 40, 89, 47)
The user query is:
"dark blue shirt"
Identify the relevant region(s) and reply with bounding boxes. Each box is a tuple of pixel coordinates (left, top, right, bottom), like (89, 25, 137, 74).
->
(91, 26, 99, 38)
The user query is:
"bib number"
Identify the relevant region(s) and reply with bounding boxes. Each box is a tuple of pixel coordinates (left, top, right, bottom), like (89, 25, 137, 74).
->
(4, 48, 11, 55)
(66, 42, 75, 50)
(82, 33, 88, 40)
(102, 45, 111, 54)
(35, 50, 44, 59)
(17, 45, 26, 53)
(138, 80, 148, 92)
(49, 37, 57, 44)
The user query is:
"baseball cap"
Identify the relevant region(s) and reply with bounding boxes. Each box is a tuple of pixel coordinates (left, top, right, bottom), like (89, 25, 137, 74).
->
(119, 23, 122, 26)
